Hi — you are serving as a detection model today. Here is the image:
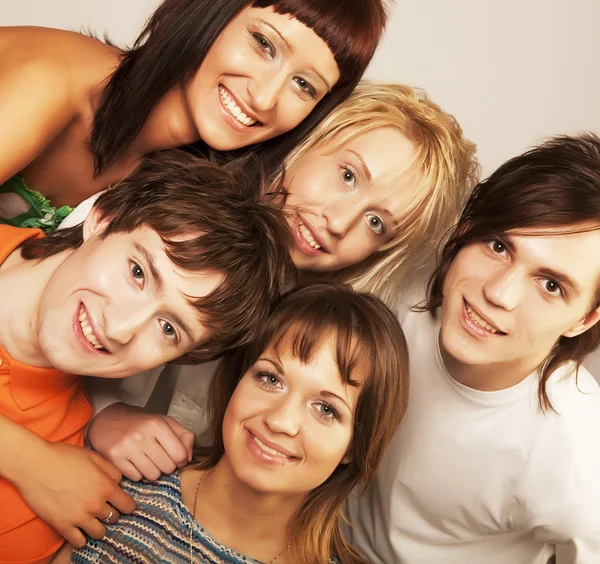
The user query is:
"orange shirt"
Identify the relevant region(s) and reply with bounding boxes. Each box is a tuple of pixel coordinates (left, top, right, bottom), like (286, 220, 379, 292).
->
(0, 226, 93, 563)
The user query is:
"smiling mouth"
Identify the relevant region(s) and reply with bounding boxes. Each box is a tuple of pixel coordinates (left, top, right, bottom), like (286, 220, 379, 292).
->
(218, 85, 259, 127)
(78, 305, 107, 352)
(251, 433, 297, 461)
(464, 300, 506, 335)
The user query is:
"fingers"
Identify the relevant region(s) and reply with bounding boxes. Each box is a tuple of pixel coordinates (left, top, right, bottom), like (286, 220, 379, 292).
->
(62, 526, 87, 549)
(93, 502, 120, 526)
(119, 459, 144, 482)
(108, 483, 136, 515)
(160, 417, 195, 465)
(86, 450, 123, 483)
(126, 451, 163, 482)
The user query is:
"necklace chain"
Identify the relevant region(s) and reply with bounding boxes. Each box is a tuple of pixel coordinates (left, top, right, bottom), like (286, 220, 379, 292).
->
(189, 470, 290, 564)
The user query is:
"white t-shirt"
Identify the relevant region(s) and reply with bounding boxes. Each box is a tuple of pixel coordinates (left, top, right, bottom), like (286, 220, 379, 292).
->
(345, 305, 600, 564)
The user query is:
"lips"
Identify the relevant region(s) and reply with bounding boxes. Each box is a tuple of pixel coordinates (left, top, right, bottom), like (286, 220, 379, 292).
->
(464, 300, 506, 335)
(218, 85, 259, 127)
(292, 216, 329, 257)
(246, 428, 300, 463)
(77, 304, 109, 353)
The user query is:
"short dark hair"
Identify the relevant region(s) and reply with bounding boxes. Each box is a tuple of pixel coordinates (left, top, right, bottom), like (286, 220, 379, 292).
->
(91, 0, 389, 177)
(21, 150, 295, 363)
(421, 133, 600, 411)
(197, 282, 409, 563)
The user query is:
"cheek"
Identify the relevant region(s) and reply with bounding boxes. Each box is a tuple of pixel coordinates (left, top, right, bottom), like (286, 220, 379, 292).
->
(305, 424, 352, 467)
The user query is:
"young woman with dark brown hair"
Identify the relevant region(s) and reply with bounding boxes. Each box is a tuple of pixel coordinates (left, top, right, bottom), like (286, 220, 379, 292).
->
(0, 0, 388, 230)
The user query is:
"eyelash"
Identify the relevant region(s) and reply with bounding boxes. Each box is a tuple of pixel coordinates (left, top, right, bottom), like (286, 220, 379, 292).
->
(129, 260, 145, 288)
(485, 240, 564, 299)
(249, 28, 317, 100)
(254, 370, 340, 421)
(128, 260, 180, 344)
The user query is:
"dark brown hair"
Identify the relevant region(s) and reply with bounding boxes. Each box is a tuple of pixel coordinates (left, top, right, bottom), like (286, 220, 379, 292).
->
(91, 0, 389, 177)
(421, 133, 600, 411)
(21, 150, 294, 363)
(195, 282, 409, 563)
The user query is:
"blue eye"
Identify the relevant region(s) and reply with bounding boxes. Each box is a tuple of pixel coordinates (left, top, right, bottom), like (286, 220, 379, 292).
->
(313, 401, 339, 421)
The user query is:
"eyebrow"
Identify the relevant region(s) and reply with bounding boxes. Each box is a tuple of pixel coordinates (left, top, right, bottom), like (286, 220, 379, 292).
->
(347, 149, 372, 182)
(503, 236, 582, 297)
(261, 20, 333, 91)
(320, 390, 352, 412)
(538, 267, 582, 297)
(133, 242, 196, 343)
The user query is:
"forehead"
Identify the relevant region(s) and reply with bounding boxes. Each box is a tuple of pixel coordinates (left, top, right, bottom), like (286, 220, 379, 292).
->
(329, 126, 421, 213)
(110, 226, 223, 301)
(233, 6, 340, 84)
(499, 227, 600, 291)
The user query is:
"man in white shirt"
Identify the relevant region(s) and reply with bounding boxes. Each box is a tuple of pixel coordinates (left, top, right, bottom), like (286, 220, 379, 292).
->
(345, 133, 600, 564)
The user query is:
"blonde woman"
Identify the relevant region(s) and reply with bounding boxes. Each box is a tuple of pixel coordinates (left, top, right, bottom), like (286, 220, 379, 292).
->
(83, 82, 480, 484)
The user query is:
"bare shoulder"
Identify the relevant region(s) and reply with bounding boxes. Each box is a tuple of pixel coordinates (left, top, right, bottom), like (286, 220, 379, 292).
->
(0, 26, 121, 101)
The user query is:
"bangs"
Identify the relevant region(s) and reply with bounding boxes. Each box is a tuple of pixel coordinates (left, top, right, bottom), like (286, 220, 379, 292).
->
(271, 320, 365, 388)
(254, 0, 387, 87)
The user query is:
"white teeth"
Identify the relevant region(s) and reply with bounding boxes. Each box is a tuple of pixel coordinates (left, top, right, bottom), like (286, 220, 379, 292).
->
(253, 435, 293, 459)
(79, 306, 106, 350)
(299, 222, 321, 249)
(466, 304, 500, 334)
(218, 86, 257, 126)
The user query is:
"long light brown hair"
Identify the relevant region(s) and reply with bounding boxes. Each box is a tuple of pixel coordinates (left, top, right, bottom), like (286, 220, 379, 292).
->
(193, 283, 409, 563)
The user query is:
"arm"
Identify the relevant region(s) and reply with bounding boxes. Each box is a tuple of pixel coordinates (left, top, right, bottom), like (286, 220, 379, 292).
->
(0, 55, 73, 184)
(0, 413, 135, 548)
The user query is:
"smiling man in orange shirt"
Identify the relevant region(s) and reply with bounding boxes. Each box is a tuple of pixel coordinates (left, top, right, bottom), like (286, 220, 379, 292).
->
(0, 153, 291, 563)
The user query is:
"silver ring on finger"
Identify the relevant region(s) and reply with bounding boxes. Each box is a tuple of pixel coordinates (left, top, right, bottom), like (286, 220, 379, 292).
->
(100, 509, 114, 524)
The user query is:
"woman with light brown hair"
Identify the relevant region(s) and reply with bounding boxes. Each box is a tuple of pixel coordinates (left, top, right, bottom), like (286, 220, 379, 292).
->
(58, 283, 410, 563)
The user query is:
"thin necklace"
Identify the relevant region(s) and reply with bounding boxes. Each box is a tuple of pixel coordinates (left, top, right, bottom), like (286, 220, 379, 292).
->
(189, 470, 291, 564)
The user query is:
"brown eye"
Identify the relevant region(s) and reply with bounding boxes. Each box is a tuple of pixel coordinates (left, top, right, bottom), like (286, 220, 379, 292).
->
(131, 263, 144, 279)
(492, 241, 505, 253)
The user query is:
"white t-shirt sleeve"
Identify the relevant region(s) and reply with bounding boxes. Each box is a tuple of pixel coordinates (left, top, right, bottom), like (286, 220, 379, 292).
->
(528, 368, 600, 563)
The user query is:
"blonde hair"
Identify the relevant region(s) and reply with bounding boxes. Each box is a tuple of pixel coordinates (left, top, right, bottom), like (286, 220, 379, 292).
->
(277, 82, 480, 306)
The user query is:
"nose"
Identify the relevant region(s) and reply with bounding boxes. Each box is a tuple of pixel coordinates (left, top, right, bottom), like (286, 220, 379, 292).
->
(264, 396, 301, 437)
(103, 301, 155, 346)
(322, 198, 361, 239)
(482, 265, 523, 312)
(247, 70, 287, 113)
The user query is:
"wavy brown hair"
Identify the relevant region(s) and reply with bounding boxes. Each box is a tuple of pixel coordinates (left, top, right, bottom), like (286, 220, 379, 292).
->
(21, 150, 294, 363)
(91, 0, 390, 177)
(420, 133, 600, 411)
(193, 283, 409, 563)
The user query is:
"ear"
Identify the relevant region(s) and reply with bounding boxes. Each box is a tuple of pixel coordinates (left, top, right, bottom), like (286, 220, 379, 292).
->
(341, 451, 352, 465)
(562, 306, 600, 338)
(82, 205, 109, 242)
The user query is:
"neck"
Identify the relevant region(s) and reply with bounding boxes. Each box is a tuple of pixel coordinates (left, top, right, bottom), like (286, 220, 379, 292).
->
(129, 86, 201, 156)
(0, 249, 70, 367)
(438, 335, 545, 392)
(189, 457, 306, 562)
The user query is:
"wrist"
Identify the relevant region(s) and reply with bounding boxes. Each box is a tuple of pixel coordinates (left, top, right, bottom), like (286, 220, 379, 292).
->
(0, 413, 48, 483)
